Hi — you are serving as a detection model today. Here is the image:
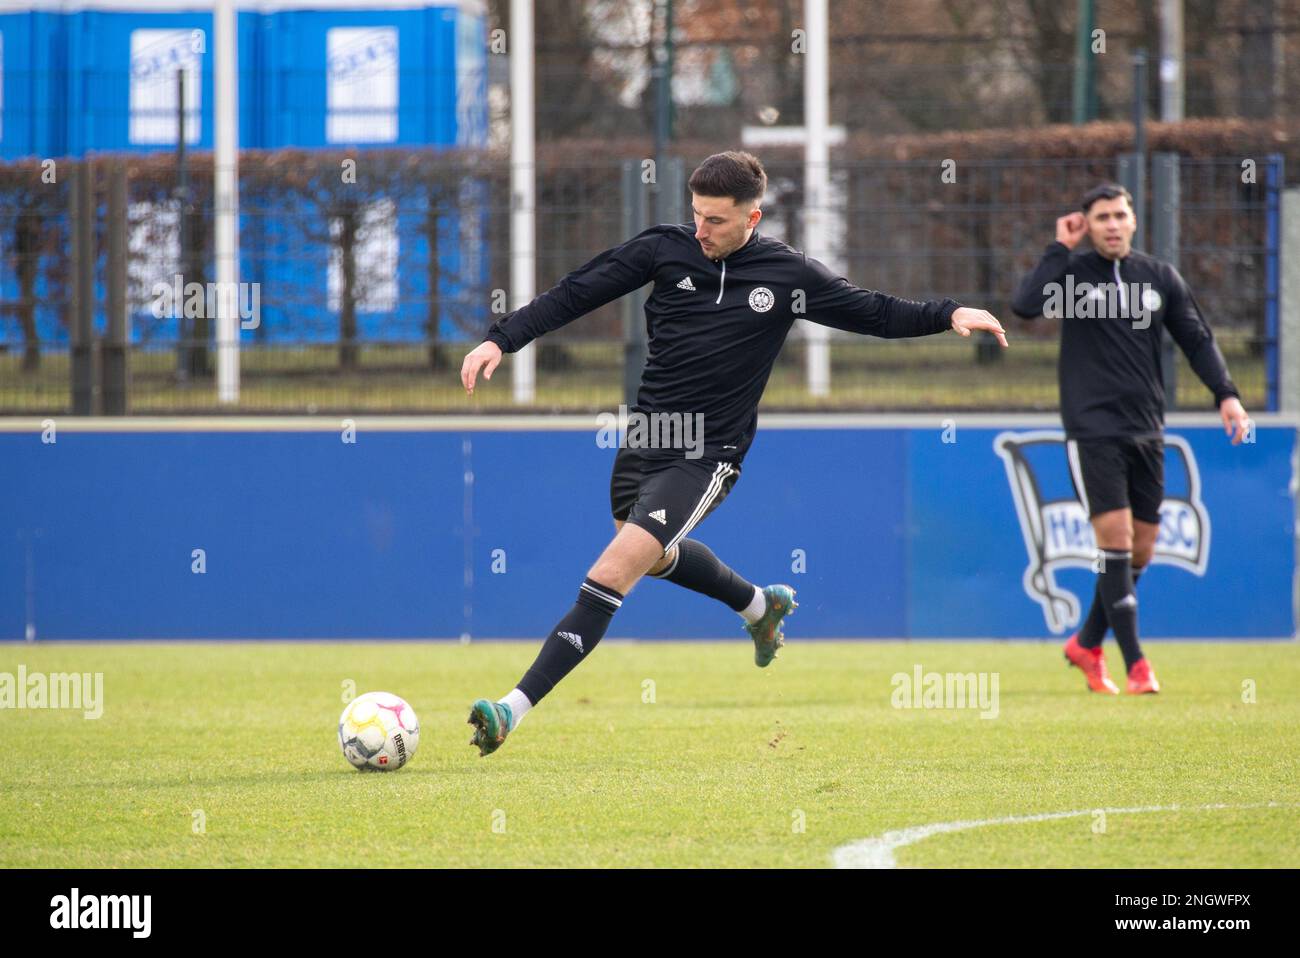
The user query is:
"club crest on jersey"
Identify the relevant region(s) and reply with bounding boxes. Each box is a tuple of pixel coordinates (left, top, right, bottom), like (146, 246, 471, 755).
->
(748, 287, 774, 312)
(994, 431, 1209, 634)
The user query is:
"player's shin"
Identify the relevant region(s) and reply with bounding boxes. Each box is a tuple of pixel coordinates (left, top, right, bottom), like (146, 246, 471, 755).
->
(1096, 550, 1144, 672)
(515, 577, 625, 705)
(648, 538, 762, 621)
(1077, 565, 1143, 648)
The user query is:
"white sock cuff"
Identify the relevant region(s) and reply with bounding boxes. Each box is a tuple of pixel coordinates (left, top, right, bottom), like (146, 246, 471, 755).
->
(739, 586, 767, 624)
(499, 688, 533, 727)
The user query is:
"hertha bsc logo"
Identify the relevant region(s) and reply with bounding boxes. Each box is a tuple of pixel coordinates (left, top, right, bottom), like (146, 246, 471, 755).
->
(748, 287, 774, 312)
(994, 430, 1210, 634)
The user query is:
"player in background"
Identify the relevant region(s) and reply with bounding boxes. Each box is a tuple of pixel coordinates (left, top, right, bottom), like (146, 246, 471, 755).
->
(460, 151, 1009, 755)
(1011, 183, 1250, 695)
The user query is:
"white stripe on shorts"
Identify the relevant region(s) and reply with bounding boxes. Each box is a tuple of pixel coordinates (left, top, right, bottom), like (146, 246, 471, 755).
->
(663, 462, 735, 555)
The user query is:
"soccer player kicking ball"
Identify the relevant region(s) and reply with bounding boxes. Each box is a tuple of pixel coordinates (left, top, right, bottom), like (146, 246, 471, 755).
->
(1011, 183, 1250, 695)
(459, 150, 1008, 755)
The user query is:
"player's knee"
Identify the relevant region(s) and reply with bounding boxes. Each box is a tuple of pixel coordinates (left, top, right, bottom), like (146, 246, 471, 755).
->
(585, 562, 629, 597)
(1099, 530, 1133, 552)
(588, 527, 659, 592)
(647, 545, 677, 576)
(1092, 511, 1133, 551)
(586, 553, 622, 585)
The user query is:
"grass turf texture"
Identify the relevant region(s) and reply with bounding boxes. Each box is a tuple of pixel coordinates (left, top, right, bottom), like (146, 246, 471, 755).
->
(1, 641, 1296, 868)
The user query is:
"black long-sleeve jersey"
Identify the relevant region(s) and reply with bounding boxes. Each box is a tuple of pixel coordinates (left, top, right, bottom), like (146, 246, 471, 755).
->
(484, 223, 961, 462)
(1010, 241, 1239, 440)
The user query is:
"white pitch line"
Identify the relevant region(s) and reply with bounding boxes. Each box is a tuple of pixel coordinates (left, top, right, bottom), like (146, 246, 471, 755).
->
(832, 802, 1293, 868)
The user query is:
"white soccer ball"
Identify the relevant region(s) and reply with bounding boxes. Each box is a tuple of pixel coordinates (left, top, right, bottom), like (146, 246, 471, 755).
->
(338, 692, 420, 771)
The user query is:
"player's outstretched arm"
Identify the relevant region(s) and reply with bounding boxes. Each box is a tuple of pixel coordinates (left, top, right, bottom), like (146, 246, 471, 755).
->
(474, 227, 664, 373)
(800, 255, 1007, 346)
(461, 340, 502, 396)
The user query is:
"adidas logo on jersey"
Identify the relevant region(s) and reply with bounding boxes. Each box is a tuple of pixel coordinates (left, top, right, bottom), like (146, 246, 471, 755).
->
(557, 631, 584, 652)
(648, 508, 667, 525)
(676, 276, 696, 290)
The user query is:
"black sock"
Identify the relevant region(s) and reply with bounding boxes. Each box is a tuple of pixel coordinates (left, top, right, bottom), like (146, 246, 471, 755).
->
(1076, 580, 1108, 649)
(649, 538, 755, 612)
(1078, 565, 1143, 649)
(516, 577, 624, 704)
(1096, 550, 1144, 672)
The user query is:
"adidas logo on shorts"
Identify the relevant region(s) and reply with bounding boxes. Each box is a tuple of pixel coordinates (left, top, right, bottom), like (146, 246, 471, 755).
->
(676, 276, 695, 291)
(648, 508, 667, 525)
(557, 631, 584, 652)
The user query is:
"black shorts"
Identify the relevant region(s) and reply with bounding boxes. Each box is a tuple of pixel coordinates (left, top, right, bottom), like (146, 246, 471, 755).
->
(1066, 436, 1164, 524)
(609, 445, 740, 553)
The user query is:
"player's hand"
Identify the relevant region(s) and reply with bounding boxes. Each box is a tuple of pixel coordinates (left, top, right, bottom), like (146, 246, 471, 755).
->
(461, 341, 503, 396)
(1055, 212, 1088, 249)
(1220, 396, 1250, 445)
(951, 307, 1008, 348)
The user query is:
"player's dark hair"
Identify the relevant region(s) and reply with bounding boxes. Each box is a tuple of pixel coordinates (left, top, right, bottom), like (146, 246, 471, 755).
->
(1081, 182, 1134, 214)
(688, 151, 767, 205)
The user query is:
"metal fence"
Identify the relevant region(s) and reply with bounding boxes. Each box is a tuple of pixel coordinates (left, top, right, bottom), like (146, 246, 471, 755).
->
(525, 10, 1300, 142)
(0, 152, 1282, 415)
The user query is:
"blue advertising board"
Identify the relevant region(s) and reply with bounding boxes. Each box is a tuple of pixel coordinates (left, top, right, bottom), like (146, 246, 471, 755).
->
(1, 416, 1294, 641)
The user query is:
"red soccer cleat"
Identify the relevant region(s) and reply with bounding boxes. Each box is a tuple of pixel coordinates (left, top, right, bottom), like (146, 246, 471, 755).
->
(1126, 658, 1160, 694)
(1063, 633, 1119, 694)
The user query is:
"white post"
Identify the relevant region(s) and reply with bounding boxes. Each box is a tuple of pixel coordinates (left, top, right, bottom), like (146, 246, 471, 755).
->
(1158, 0, 1184, 122)
(1282, 187, 1300, 414)
(510, 0, 536, 403)
(803, 0, 830, 397)
(1286, 187, 1300, 640)
(214, 0, 240, 404)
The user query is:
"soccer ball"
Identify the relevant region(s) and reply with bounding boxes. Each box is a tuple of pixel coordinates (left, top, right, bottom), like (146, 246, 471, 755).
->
(338, 692, 420, 771)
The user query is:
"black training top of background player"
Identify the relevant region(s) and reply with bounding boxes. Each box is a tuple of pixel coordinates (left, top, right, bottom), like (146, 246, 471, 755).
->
(1010, 241, 1239, 440)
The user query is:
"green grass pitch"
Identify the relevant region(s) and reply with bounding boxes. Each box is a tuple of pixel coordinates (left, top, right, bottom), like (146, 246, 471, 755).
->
(1, 641, 1296, 868)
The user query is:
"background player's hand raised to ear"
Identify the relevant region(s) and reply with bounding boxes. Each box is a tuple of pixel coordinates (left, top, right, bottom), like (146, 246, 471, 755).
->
(950, 307, 1008, 348)
(461, 341, 503, 395)
(1055, 212, 1088, 249)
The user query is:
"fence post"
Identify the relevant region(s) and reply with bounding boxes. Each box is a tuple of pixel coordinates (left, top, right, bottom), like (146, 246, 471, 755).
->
(660, 156, 685, 226)
(1151, 152, 1179, 409)
(70, 161, 96, 415)
(176, 66, 191, 382)
(1264, 154, 1284, 413)
(1280, 184, 1300, 416)
(103, 162, 129, 415)
(621, 159, 650, 407)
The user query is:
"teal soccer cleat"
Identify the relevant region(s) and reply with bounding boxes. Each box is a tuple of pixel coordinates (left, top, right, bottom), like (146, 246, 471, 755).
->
(467, 698, 515, 757)
(745, 584, 798, 668)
